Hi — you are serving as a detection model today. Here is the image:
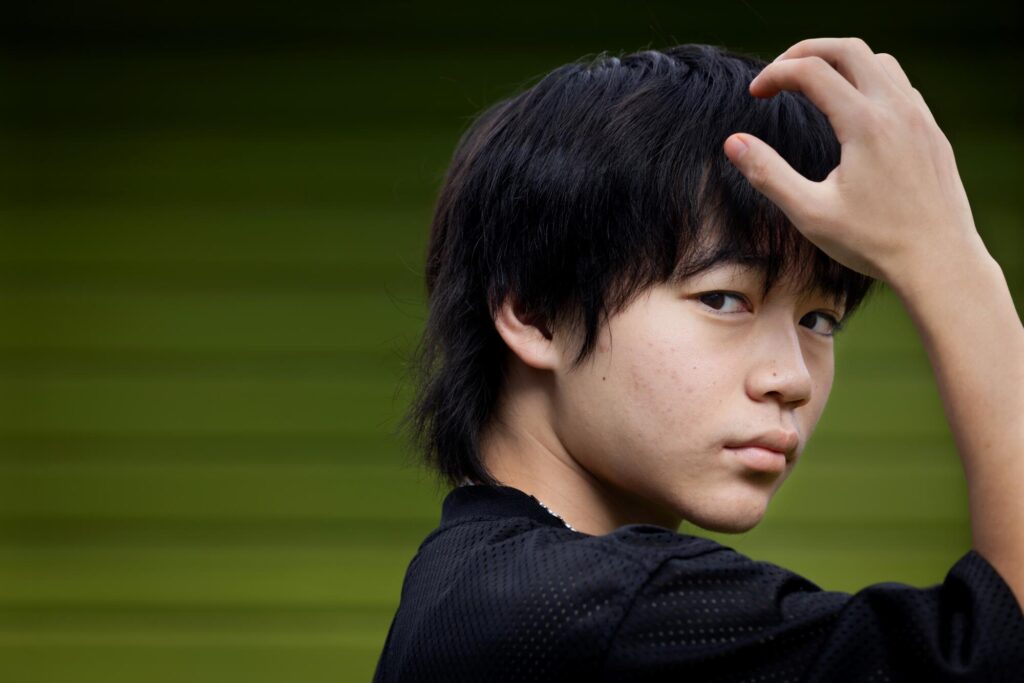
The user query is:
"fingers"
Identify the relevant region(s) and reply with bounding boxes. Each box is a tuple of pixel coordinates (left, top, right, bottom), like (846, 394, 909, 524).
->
(752, 39, 938, 143)
(749, 56, 869, 143)
(770, 37, 897, 97)
(723, 133, 827, 229)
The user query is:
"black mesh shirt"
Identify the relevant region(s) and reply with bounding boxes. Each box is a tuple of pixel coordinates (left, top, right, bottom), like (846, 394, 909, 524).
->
(372, 484, 1024, 682)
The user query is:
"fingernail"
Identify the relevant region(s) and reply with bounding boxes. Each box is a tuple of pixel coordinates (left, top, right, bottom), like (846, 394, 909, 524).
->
(724, 136, 749, 161)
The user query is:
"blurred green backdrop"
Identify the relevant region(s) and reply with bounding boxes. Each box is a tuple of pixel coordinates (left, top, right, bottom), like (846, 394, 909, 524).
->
(1, 2, 1021, 681)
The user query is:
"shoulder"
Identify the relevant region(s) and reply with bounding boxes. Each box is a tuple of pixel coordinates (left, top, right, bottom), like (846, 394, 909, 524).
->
(419, 517, 729, 593)
(390, 518, 727, 679)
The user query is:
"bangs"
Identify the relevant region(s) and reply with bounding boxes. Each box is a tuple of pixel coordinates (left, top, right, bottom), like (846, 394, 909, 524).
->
(667, 163, 871, 314)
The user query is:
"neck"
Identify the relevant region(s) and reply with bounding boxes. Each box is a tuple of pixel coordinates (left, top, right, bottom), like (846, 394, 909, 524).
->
(478, 364, 681, 535)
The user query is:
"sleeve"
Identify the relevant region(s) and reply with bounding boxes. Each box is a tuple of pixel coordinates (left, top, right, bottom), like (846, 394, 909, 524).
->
(601, 547, 1024, 683)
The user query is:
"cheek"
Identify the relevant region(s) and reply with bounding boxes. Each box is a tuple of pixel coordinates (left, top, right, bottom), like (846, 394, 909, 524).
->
(813, 345, 835, 393)
(619, 324, 727, 436)
(799, 352, 835, 432)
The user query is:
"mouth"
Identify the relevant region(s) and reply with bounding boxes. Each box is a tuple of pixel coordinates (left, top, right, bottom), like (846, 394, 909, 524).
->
(724, 445, 789, 474)
(723, 430, 799, 474)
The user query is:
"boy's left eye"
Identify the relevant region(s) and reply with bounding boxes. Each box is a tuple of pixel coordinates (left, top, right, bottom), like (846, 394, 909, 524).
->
(799, 311, 841, 336)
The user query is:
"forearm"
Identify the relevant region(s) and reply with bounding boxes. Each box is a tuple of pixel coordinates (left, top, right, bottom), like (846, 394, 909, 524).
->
(888, 237, 1024, 607)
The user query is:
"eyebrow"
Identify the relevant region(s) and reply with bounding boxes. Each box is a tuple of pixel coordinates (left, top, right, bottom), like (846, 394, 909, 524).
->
(708, 256, 769, 271)
(674, 252, 769, 279)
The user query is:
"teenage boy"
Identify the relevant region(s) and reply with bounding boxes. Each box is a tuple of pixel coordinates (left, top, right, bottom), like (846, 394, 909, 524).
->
(374, 39, 1023, 681)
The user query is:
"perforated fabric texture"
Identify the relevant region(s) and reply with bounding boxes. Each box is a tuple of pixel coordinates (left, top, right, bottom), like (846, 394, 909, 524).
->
(373, 484, 1024, 682)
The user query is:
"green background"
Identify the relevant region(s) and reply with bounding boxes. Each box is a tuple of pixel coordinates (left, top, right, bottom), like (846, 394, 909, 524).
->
(2, 2, 1021, 681)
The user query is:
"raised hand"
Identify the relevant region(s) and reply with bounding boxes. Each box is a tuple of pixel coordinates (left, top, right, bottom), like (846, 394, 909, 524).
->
(723, 37, 985, 284)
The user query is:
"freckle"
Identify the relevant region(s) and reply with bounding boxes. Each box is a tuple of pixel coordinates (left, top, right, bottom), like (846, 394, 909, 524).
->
(602, 376, 606, 381)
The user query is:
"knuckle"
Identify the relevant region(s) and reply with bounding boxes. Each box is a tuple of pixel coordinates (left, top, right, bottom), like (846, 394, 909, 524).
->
(904, 103, 932, 130)
(801, 55, 831, 74)
(877, 52, 899, 68)
(846, 36, 873, 54)
(786, 38, 814, 57)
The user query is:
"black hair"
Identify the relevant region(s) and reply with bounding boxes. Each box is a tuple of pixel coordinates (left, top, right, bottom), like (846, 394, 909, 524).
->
(399, 44, 877, 490)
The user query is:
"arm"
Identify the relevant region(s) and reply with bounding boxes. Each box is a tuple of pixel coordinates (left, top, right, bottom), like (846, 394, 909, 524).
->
(603, 542, 1023, 680)
(722, 37, 1024, 607)
(889, 241, 1024, 607)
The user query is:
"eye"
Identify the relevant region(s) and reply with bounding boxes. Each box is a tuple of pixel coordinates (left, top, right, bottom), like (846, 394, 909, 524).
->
(800, 311, 844, 337)
(697, 291, 751, 314)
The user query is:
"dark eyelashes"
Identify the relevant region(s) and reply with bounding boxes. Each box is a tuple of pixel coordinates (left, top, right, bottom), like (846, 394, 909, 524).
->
(697, 291, 749, 311)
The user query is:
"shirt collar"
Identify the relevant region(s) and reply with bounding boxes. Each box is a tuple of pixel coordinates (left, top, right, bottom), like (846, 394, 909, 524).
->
(440, 483, 572, 530)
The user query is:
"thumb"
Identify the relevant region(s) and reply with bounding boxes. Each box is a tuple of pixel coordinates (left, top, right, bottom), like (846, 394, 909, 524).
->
(723, 133, 823, 225)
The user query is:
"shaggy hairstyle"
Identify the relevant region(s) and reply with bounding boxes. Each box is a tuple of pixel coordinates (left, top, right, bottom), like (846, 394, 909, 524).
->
(400, 43, 877, 490)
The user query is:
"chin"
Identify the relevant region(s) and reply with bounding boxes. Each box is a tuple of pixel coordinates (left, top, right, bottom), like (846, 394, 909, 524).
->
(684, 493, 770, 534)
(694, 515, 764, 534)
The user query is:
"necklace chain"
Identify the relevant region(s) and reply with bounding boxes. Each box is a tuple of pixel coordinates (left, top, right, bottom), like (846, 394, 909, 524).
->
(533, 498, 578, 532)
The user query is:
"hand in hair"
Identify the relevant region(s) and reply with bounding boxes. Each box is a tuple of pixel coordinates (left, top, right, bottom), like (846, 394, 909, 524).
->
(726, 36, 1024, 612)
(723, 37, 985, 286)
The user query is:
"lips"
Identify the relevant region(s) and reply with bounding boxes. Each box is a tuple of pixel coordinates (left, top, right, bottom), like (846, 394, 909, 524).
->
(725, 430, 800, 461)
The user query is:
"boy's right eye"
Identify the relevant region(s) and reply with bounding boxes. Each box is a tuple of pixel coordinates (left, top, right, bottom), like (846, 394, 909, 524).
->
(698, 291, 751, 313)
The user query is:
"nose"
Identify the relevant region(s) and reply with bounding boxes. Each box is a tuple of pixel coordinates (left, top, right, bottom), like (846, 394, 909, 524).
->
(745, 324, 813, 408)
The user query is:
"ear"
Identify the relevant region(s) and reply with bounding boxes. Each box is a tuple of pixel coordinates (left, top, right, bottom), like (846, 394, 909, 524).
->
(493, 296, 562, 371)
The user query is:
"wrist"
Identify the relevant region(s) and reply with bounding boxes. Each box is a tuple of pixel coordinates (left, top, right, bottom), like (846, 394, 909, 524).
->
(884, 233, 998, 302)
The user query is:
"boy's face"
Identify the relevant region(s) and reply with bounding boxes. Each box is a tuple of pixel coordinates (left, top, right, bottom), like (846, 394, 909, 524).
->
(549, 261, 842, 533)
